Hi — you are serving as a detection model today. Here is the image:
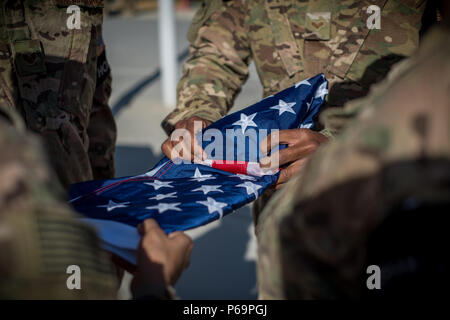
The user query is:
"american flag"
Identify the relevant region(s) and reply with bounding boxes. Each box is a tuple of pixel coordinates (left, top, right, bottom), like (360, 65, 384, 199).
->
(69, 74, 328, 264)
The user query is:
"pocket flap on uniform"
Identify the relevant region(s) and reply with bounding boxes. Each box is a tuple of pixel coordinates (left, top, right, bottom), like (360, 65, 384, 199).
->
(13, 39, 46, 76)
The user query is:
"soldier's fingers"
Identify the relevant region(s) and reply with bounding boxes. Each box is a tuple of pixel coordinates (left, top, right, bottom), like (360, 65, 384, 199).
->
(176, 136, 195, 162)
(170, 120, 197, 162)
(260, 142, 312, 169)
(163, 138, 187, 160)
(192, 137, 207, 162)
(169, 232, 194, 268)
(161, 139, 175, 159)
(174, 119, 188, 130)
(168, 133, 196, 162)
(170, 232, 193, 251)
(259, 131, 277, 156)
(167, 231, 185, 239)
(186, 119, 208, 161)
(169, 232, 193, 251)
(183, 242, 193, 270)
(202, 119, 211, 129)
(274, 181, 286, 190)
(139, 219, 164, 236)
(182, 132, 200, 162)
(276, 160, 306, 186)
(260, 129, 308, 156)
(186, 118, 201, 131)
(170, 121, 192, 159)
(262, 130, 325, 168)
(284, 142, 318, 164)
(277, 129, 313, 145)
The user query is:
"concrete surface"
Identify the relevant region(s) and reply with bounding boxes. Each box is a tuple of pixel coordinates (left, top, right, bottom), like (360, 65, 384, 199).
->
(103, 10, 264, 299)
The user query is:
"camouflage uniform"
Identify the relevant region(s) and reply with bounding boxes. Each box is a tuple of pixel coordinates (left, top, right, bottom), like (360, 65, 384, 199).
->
(0, 0, 117, 188)
(162, 0, 427, 234)
(0, 103, 118, 299)
(256, 22, 450, 299)
(162, 0, 426, 136)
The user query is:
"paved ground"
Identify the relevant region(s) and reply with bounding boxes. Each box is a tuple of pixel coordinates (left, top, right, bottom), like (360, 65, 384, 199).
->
(103, 10, 264, 299)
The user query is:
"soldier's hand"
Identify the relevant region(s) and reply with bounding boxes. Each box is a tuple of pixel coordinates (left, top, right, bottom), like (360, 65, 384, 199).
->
(259, 129, 328, 189)
(131, 219, 193, 292)
(161, 116, 211, 162)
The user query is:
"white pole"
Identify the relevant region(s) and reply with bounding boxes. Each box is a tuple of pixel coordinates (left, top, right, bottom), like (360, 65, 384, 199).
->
(158, 0, 177, 108)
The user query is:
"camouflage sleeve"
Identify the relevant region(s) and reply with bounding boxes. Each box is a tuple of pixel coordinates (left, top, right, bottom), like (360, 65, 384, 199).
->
(161, 0, 251, 135)
(0, 105, 118, 299)
(256, 24, 450, 299)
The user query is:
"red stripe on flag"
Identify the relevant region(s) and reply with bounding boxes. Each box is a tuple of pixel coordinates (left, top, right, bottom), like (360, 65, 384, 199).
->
(211, 161, 248, 174)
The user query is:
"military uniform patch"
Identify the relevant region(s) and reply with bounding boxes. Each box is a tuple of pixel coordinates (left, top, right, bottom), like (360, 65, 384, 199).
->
(305, 12, 331, 40)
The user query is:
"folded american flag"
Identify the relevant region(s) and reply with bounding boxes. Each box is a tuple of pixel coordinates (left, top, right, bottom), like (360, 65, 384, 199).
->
(69, 74, 328, 264)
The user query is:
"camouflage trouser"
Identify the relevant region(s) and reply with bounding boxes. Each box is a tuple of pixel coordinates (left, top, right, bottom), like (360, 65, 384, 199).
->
(28, 74, 117, 189)
(0, 2, 116, 189)
(256, 25, 450, 299)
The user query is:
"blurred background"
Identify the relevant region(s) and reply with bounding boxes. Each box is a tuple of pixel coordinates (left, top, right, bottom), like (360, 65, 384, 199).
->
(103, 0, 264, 299)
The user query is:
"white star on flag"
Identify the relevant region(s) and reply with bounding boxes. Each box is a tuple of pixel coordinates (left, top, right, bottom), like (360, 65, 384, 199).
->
(97, 200, 130, 212)
(197, 197, 228, 218)
(233, 173, 257, 181)
(271, 99, 296, 116)
(237, 181, 262, 199)
(295, 79, 311, 88)
(146, 202, 182, 214)
(190, 168, 215, 182)
(314, 82, 328, 100)
(149, 192, 177, 201)
(145, 180, 174, 190)
(192, 185, 223, 195)
(306, 97, 314, 112)
(232, 113, 258, 133)
(299, 123, 313, 129)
